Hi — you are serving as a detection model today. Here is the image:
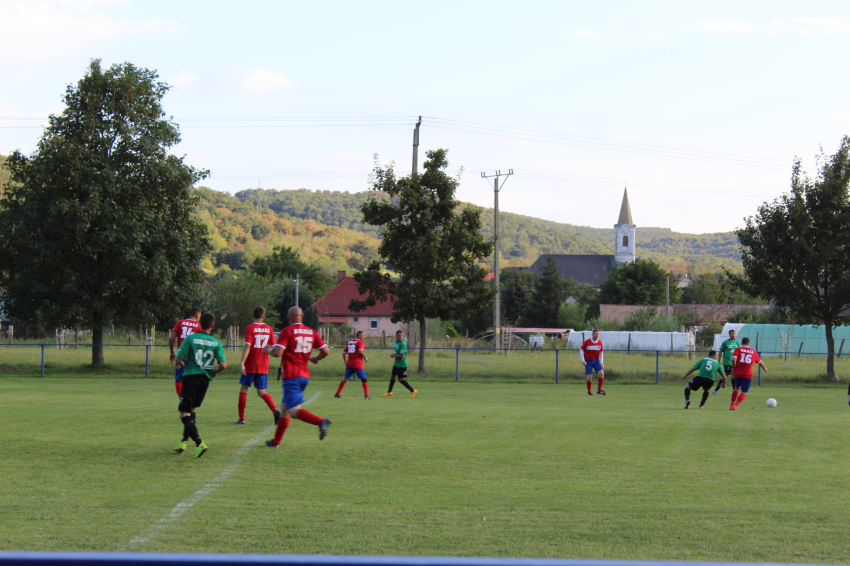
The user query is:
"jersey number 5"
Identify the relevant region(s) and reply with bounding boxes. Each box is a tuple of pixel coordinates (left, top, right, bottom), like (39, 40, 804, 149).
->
(294, 336, 314, 353)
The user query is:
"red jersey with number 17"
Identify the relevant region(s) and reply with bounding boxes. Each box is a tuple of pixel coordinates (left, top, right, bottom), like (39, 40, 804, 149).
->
(172, 319, 201, 348)
(243, 322, 274, 374)
(732, 346, 760, 378)
(276, 323, 326, 380)
(344, 339, 366, 370)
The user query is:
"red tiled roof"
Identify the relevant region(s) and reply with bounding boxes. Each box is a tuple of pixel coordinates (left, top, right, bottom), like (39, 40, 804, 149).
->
(484, 272, 495, 282)
(313, 276, 396, 317)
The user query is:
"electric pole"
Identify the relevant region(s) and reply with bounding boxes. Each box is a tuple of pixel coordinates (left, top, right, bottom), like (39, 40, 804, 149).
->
(295, 273, 300, 307)
(481, 169, 513, 351)
(407, 117, 421, 343)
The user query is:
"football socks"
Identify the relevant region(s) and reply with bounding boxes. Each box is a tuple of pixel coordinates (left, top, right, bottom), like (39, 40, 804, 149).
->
(684, 387, 691, 401)
(586, 380, 592, 393)
(238, 392, 248, 420)
(175, 381, 182, 397)
(597, 377, 604, 391)
(399, 379, 414, 393)
(730, 390, 739, 406)
(273, 417, 291, 445)
(261, 393, 277, 412)
(700, 391, 710, 407)
(180, 415, 201, 445)
(296, 409, 324, 426)
(736, 392, 747, 407)
(388, 378, 396, 393)
(336, 381, 347, 396)
(362, 381, 370, 397)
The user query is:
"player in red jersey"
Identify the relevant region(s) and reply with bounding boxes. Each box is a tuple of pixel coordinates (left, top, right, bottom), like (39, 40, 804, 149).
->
(335, 330, 371, 399)
(169, 307, 202, 397)
(262, 306, 332, 447)
(235, 306, 281, 425)
(580, 329, 606, 395)
(730, 337, 768, 410)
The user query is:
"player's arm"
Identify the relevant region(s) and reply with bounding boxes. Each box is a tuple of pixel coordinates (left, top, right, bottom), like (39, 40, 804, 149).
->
(579, 346, 587, 365)
(681, 364, 698, 380)
(213, 345, 228, 376)
(757, 360, 768, 372)
(310, 344, 331, 364)
(599, 349, 604, 368)
(174, 340, 189, 369)
(168, 330, 178, 363)
(360, 347, 368, 363)
(264, 343, 285, 358)
(716, 366, 727, 387)
(342, 349, 348, 363)
(240, 343, 251, 375)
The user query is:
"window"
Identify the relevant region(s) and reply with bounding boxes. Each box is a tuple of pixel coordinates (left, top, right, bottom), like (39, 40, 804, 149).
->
(622, 235, 628, 247)
(352, 317, 359, 324)
(370, 318, 378, 330)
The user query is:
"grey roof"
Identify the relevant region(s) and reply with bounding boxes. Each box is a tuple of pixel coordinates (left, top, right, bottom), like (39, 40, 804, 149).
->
(527, 254, 617, 287)
(617, 188, 633, 225)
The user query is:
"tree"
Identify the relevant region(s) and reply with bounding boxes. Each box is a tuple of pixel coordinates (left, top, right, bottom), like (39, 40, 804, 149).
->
(273, 279, 320, 331)
(680, 273, 728, 304)
(208, 272, 281, 332)
(502, 270, 532, 325)
(250, 245, 334, 298)
(597, 259, 680, 306)
(346, 240, 380, 271)
(527, 256, 563, 327)
(350, 150, 496, 372)
(733, 137, 850, 379)
(0, 60, 210, 366)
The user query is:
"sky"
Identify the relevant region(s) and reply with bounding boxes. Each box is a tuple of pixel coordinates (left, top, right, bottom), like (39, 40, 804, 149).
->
(1, 0, 849, 234)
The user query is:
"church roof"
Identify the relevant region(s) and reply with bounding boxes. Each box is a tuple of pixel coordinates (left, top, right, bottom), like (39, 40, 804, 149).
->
(617, 188, 633, 225)
(527, 254, 617, 288)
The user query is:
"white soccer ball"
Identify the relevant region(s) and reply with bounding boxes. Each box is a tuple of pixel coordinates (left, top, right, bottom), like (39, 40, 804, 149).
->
(766, 398, 777, 408)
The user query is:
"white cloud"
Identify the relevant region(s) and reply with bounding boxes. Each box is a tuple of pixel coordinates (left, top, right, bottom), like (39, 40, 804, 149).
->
(571, 29, 598, 38)
(168, 70, 199, 90)
(650, 17, 850, 38)
(691, 20, 766, 34)
(787, 17, 850, 36)
(0, 0, 178, 62)
(240, 69, 295, 94)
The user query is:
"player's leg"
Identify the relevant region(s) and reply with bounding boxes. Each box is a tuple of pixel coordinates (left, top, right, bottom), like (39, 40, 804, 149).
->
(715, 366, 731, 393)
(254, 374, 278, 419)
(336, 369, 353, 398)
(278, 378, 331, 441)
(735, 378, 751, 408)
(175, 363, 185, 397)
(585, 364, 593, 395)
(596, 365, 606, 394)
(359, 370, 371, 399)
(698, 379, 711, 408)
(236, 377, 251, 424)
(730, 378, 741, 409)
(396, 367, 416, 396)
(684, 382, 692, 409)
(383, 367, 398, 396)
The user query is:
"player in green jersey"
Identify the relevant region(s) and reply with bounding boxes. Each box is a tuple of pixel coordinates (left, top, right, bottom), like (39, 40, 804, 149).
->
(381, 329, 417, 397)
(681, 349, 726, 409)
(173, 312, 228, 457)
(713, 329, 740, 394)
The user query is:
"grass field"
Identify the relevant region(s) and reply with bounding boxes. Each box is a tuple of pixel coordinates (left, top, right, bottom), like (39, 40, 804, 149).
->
(1, 375, 849, 561)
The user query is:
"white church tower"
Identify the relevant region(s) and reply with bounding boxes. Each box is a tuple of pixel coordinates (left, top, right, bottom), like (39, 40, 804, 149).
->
(614, 188, 636, 264)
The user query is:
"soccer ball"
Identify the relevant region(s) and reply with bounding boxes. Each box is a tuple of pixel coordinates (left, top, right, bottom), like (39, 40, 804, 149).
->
(766, 398, 778, 408)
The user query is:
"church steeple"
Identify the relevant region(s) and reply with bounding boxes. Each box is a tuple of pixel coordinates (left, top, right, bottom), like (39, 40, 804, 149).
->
(614, 187, 636, 264)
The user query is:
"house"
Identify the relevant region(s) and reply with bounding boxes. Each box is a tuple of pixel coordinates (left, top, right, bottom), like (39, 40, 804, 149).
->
(312, 271, 404, 338)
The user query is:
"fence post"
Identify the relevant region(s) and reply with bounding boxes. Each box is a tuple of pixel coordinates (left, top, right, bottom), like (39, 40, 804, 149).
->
(145, 345, 150, 378)
(758, 352, 762, 385)
(455, 347, 459, 381)
(41, 345, 45, 377)
(655, 350, 659, 384)
(555, 349, 560, 383)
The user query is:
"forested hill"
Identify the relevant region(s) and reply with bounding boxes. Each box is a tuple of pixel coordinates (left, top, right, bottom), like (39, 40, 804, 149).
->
(235, 187, 742, 272)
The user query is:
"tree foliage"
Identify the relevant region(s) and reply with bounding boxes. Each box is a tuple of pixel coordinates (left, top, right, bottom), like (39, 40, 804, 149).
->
(733, 137, 850, 378)
(526, 257, 563, 327)
(0, 60, 210, 365)
(350, 150, 496, 371)
(250, 245, 334, 299)
(208, 272, 282, 331)
(598, 259, 680, 306)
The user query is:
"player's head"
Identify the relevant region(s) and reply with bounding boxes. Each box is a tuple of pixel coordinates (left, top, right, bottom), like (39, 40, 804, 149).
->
(200, 312, 215, 331)
(708, 349, 717, 357)
(356, 330, 365, 339)
(396, 329, 404, 340)
(190, 307, 202, 320)
(287, 306, 304, 324)
(592, 329, 600, 340)
(253, 306, 265, 321)
(729, 329, 736, 338)
(741, 337, 750, 345)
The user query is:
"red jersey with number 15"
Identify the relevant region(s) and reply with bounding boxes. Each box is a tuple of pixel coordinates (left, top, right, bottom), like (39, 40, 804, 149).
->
(344, 339, 366, 370)
(172, 319, 201, 348)
(581, 339, 603, 361)
(732, 346, 760, 378)
(276, 323, 326, 380)
(243, 322, 274, 374)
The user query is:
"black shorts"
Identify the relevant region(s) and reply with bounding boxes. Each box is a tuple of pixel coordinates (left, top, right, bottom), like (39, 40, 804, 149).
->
(688, 377, 714, 391)
(178, 374, 210, 412)
(391, 366, 408, 379)
(724, 365, 734, 376)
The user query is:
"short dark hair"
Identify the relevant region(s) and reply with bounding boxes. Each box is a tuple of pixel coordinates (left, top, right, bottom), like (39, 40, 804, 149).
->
(253, 306, 265, 320)
(592, 328, 600, 333)
(356, 330, 365, 338)
(395, 329, 404, 335)
(200, 312, 215, 330)
(708, 350, 717, 357)
(741, 337, 750, 345)
(190, 307, 202, 317)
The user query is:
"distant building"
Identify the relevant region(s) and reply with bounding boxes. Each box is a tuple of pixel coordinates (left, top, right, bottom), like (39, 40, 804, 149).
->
(527, 188, 635, 288)
(600, 303, 772, 326)
(312, 271, 404, 338)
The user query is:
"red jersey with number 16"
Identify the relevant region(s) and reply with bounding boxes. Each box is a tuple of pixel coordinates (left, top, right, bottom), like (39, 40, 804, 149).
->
(276, 323, 326, 380)
(581, 339, 603, 361)
(344, 339, 366, 370)
(732, 346, 760, 378)
(172, 319, 201, 348)
(243, 322, 274, 374)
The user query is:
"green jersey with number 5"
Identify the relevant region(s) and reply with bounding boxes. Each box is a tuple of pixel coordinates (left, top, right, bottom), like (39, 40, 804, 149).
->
(691, 357, 723, 381)
(175, 332, 227, 380)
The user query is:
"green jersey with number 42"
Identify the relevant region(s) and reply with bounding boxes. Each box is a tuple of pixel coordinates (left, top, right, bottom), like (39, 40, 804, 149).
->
(692, 357, 723, 381)
(175, 332, 227, 380)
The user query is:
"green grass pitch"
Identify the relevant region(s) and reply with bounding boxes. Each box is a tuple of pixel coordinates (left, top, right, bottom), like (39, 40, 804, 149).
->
(1, 375, 849, 561)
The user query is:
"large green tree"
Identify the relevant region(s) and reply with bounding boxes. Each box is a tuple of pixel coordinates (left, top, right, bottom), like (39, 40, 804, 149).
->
(0, 60, 210, 365)
(250, 245, 334, 298)
(598, 259, 680, 306)
(527, 256, 563, 327)
(734, 137, 850, 379)
(350, 149, 496, 372)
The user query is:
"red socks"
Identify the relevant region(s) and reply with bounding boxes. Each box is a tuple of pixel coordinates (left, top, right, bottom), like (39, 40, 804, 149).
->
(730, 391, 739, 406)
(598, 377, 604, 391)
(261, 393, 277, 412)
(736, 393, 747, 407)
(336, 381, 347, 396)
(586, 380, 592, 393)
(175, 381, 183, 397)
(362, 381, 370, 397)
(273, 417, 291, 445)
(296, 409, 324, 426)
(238, 392, 248, 420)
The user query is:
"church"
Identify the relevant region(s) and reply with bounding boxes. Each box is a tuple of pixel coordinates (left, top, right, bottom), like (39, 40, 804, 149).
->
(526, 188, 635, 288)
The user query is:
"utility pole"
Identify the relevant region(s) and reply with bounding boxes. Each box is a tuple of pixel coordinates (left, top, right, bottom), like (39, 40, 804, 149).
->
(481, 169, 513, 351)
(407, 117, 421, 343)
(666, 275, 670, 328)
(295, 273, 300, 307)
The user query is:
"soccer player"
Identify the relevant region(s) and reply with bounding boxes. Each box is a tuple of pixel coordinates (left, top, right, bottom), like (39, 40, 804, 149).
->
(730, 337, 768, 410)
(235, 306, 282, 425)
(173, 312, 227, 458)
(681, 350, 727, 409)
(382, 329, 417, 397)
(335, 330, 371, 399)
(262, 307, 332, 447)
(580, 329, 606, 395)
(169, 307, 202, 397)
(713, 329, 739, 394)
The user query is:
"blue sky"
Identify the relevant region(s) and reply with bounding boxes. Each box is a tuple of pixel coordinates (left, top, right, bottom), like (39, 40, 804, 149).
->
(1, 0, 849, 234)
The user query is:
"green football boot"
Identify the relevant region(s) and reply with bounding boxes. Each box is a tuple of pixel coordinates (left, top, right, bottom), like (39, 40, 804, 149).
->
(173, 440, 188, 454)
(193, 441, 208, 458)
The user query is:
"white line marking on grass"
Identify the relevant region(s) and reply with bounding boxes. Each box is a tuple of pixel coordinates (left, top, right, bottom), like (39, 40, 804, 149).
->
(121, 391, 323, 551)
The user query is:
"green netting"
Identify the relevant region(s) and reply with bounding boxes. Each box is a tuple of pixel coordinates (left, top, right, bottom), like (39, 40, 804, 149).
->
(734, 324, 850, 356)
